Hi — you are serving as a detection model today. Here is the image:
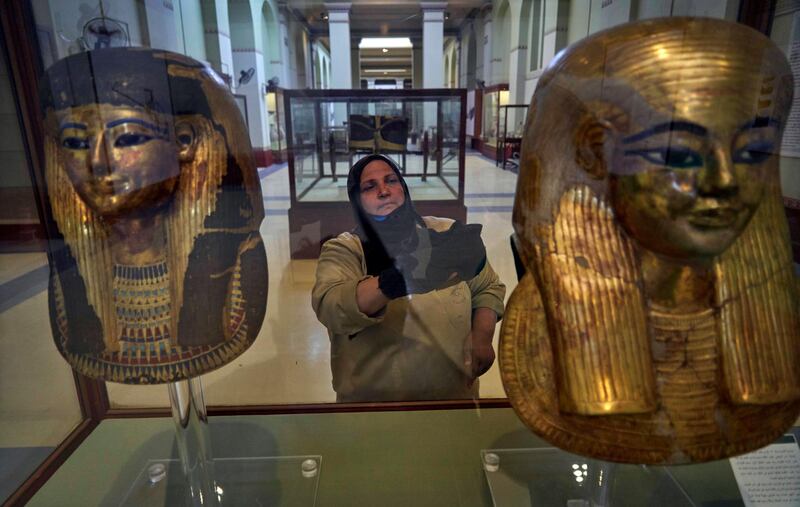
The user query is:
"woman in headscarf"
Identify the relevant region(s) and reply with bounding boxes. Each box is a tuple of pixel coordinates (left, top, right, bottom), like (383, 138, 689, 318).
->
(312, 154, 506, 402)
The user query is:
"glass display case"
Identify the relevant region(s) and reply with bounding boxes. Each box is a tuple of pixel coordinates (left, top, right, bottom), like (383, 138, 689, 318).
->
(2, 0, 799, 504)
(26, 409, 793, 507)
(285, 89, 467, 258)
(266, 87, 286, 163)
(479, 84, 508, 159)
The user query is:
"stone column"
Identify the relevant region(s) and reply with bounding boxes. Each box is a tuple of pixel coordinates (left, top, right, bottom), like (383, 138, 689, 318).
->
(201, 1, 234, 81)
(411, 36, 423, 88)
(326, 2, 353, 89)
(541, 0, 569, 69)
(507, 0, 528, 107)
(481, 8, 493, 86)
(454, 36, 461, 88)
(351, 37, 361, 87)
(277, 1, 293, 87)
(421, 2, 446, 88)
(588, 0, 634, 35)
(141, 0, 179, 51)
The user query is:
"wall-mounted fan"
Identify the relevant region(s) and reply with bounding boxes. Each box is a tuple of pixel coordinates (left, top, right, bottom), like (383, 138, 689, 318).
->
(238, 68, 256, 86)
(81, 0, 130, 50)
(83, 16, 129, 49)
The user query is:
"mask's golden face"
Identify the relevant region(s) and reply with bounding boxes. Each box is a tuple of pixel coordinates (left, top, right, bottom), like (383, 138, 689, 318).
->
(607, 109, 779, 260)
(586, 34, 789, 261)
(54, 104, 180, 218)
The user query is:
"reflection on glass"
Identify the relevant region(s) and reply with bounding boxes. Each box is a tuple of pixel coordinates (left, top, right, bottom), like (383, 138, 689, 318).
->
(0, 30, 83, 505)
(311, 155, 506, 402)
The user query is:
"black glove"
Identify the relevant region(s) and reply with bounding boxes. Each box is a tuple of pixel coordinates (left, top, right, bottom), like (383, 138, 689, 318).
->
(377, 250, 451, 298)
(428, 222, 487, 280)
(377, 265, 409, 299)
(377, 228, 447, 298)
(377, 223, 486, 299)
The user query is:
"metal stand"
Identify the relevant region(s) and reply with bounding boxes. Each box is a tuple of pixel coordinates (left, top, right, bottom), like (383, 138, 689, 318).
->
(168, 377, 220, 506)
(590, 461, 615, 506)
(120, 377, 321, 505)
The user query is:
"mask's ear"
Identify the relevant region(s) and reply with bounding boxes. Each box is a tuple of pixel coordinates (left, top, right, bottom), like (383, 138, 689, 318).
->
(575, 113, 612, 179)
(175, 118, 200, 163)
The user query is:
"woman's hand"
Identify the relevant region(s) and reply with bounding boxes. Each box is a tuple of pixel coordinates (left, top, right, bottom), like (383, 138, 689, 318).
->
(356, 276, 390, 316)
(465, 307, 498, 382)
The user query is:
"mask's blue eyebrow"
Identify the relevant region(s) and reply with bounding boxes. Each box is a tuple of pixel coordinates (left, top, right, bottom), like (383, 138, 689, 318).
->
(622, 121, 708, 144)
(59, 122, 86, 134)
(105, 118, 168, 134)
(738, 116, 779, 131)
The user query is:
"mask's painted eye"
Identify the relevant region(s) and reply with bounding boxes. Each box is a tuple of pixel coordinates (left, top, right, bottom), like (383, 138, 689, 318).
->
(61, 137, 89, 150)
(626, 147, 703, 169)
(115, 133, 153, 148)
(733, 141, 773, 164)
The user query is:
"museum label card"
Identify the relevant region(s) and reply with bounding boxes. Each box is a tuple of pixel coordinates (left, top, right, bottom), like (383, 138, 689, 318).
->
(730, 434, 800, 507)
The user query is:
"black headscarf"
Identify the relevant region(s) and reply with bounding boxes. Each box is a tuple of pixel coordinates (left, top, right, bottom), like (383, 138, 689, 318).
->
(346, 154, 425, 275)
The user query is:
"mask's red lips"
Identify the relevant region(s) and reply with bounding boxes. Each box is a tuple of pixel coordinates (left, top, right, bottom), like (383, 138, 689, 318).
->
(92, 175, 125, 195)
(688, 207, 740, 228)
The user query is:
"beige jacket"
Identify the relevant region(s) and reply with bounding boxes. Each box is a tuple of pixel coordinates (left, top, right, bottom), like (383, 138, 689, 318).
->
(312, 216, 506, 402)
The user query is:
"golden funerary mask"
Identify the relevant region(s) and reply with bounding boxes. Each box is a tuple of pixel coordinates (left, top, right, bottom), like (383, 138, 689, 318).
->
(40, 48, 268, 384)
(501, 18, 799, 464)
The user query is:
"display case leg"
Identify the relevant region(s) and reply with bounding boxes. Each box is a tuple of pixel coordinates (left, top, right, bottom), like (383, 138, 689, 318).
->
(168, 377, 219, 506)
(328, 132, 337, 182)
(422, 131, 429, 182)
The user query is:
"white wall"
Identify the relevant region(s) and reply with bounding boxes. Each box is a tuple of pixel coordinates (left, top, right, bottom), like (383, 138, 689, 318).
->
(31, 0, 145, 64)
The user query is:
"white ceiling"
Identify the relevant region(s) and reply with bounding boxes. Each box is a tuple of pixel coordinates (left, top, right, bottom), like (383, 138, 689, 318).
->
(288, 0, 488, 36)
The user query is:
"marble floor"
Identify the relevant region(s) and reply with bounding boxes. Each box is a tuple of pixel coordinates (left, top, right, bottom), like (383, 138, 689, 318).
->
(0, 151, 519, 447)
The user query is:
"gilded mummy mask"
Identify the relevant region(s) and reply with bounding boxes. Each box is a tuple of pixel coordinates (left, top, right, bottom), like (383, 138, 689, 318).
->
(40, 48, 268, 384)
(500, 18, 800, 464)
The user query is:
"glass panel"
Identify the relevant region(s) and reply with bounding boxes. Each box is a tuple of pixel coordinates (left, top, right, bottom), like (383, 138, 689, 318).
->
(771, 5, 800, 222)
(441, 98, 461, 196)
(483, 90, 499, 147)
(0, 30, 83, 505)
(292, 99, 323, 200)
(121, 456, 321, 506)
(481, 448, 741, 506)
(15, 0, 796, 416)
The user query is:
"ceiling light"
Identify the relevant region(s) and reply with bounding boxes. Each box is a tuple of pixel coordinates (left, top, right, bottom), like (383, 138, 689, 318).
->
(359, 37, 413, 49)
(382, 48, 388, 53)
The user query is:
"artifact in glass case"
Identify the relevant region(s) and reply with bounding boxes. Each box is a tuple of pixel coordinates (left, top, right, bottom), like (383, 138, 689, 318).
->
(349, 114, 409, 153)
(500, 18, 800, 465)
(40, 48, 268, 384)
